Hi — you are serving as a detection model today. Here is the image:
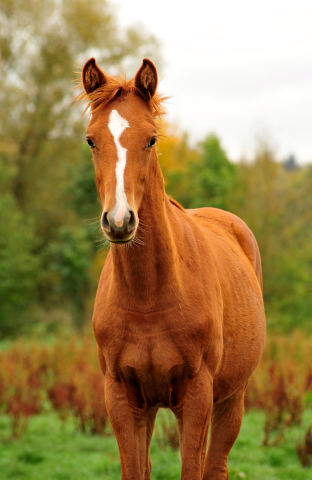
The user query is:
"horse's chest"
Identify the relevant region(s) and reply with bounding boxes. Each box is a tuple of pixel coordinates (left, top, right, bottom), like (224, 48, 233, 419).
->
(96, 308, 210, 407)
(119, 333, 182, 374)
(116, 335, 190, 408)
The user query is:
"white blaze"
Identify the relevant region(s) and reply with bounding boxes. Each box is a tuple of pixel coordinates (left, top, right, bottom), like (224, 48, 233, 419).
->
(108, 109, 130, 227)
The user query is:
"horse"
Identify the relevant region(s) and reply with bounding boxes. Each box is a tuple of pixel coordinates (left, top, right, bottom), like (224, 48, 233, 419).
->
(77, 57, 266, 480)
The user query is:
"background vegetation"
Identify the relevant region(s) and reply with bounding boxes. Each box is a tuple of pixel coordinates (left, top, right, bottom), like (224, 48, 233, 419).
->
(1, 1, 311, 337)
(1, 0, 312, 478)
(0, 0, 159, 336)
(158, 130, 312, 333)
(0, 334, 311, 479)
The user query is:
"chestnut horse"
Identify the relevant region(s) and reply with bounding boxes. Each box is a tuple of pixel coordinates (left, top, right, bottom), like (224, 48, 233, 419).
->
(77, 58, 266, 480)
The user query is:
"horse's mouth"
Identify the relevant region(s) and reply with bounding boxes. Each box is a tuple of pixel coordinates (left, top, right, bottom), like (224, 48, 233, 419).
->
(109, 237, 134, 245)
(104, 229, 136, 245)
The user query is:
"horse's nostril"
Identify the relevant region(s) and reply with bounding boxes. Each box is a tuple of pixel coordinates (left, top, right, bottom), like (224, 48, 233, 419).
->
(127, 210, 136, 232)
(102, 212, 111, 232)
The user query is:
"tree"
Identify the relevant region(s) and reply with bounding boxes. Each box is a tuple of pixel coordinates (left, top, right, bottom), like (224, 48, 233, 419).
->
(157, 122, 199, 207)
(188, 134, 237, 210)
(0, 156, 39, 337)
(0, 0, 160, 223)
(0, 0, 161, 333)
(230, 143, 312, 332)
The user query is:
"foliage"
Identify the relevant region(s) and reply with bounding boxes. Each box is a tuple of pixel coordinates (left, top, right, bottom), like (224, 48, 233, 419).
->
(66, 143, 100, 221)
(158, 128, 312, 332)
(0, 333, 311, 476)
(1, 1, 312, 336)
(0, 156, 39, 336)
(230, 146, 312, 331)
(154, 410, 180, 451)
(162, 133, 311, 331)
(41, 226, 93, 326)
(158, 129, 237, 211)
(0, 335, 107, 439)
(245, 333, 312, 447)
(0, 0, 160, 335)
(188, 133, 237, 209)
(157, 122, 199, 208)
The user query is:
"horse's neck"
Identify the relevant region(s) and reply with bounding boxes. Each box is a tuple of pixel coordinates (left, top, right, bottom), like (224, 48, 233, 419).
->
(109, 154, 179, 309)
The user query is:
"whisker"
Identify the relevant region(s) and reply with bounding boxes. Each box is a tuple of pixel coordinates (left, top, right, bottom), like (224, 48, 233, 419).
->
(93, 228, 110, 251)
(94, 235, 109, 243)
(90, 225, 102, 233)
(125, 241, 134, 251)
(83, 216, 101, 225)
(138, 218, 153, 228)
(135, 236, 145, 245)
(137, 227, 146, 236)
(129, 232, 145, 249)
(96, 238, 110, 251)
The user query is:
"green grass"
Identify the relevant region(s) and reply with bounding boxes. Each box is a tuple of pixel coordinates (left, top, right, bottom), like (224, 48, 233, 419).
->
(228, 410, 312, 480)
(0, 410, 311, 479)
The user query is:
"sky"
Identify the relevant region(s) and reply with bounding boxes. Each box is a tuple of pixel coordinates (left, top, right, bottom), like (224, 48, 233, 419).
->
(110, 0, 312, 163)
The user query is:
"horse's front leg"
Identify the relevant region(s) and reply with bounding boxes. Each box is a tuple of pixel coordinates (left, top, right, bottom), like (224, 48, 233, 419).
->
(174, 366, 213, 480)
(104, 373, 147, 480)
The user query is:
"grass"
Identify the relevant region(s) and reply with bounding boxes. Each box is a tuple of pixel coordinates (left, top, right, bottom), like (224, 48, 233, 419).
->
(0, 409, 311, 479)
(228, 409, 312, 480)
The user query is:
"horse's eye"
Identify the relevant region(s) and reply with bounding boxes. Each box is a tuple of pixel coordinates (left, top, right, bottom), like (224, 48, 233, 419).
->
(147, 136, 157, 148)
(87, 137, 95, 149)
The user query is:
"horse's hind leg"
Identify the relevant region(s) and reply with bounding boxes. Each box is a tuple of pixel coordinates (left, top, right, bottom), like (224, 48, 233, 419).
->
(203, 386, 245, 480)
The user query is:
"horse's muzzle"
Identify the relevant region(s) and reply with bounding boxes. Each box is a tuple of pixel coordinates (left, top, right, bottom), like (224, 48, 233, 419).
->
(101, 209, 137, 243)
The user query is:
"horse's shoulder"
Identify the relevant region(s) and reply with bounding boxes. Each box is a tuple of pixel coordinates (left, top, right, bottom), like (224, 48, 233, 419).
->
(186, 207, 263, 290)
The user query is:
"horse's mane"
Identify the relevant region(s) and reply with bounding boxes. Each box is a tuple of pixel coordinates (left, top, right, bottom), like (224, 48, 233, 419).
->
(168, 196, 185, 212)
(73, 71, 168, 118)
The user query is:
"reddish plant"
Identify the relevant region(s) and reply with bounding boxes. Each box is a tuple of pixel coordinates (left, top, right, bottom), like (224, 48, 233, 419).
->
(6, 388, 42, 439)
(296, 426, 312, 467)
(0, 332, 310, 446)
(48, 382, 76, 423)
(70, 367, 108, 434)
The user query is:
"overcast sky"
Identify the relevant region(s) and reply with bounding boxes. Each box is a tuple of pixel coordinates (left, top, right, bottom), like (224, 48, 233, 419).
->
(110, 0, 312, 163)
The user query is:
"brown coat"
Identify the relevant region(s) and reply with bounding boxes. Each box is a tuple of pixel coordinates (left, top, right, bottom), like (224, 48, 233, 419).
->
(79, 57, 266, 480)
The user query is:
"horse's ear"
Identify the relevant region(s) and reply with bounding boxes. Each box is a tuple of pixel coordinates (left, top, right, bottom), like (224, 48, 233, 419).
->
(135, 59, 158, 100)
(82, 58, 107, 95)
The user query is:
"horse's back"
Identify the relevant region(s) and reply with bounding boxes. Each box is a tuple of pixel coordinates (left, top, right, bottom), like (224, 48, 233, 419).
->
(187, 207, 263, 291)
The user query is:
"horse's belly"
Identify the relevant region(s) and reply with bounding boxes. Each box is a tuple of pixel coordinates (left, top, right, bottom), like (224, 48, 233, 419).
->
(213, 306, 266, 402)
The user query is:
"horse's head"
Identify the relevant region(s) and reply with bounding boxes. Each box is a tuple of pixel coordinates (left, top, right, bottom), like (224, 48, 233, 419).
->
(80, 58, 164, 244)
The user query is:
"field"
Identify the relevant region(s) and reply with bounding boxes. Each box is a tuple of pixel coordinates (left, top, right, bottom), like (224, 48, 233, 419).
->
(0, 333, 312, 479)
(0, 409, 312, 480)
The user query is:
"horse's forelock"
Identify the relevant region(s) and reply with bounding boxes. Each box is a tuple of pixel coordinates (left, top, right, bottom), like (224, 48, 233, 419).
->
(73, 73, 168, 118)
